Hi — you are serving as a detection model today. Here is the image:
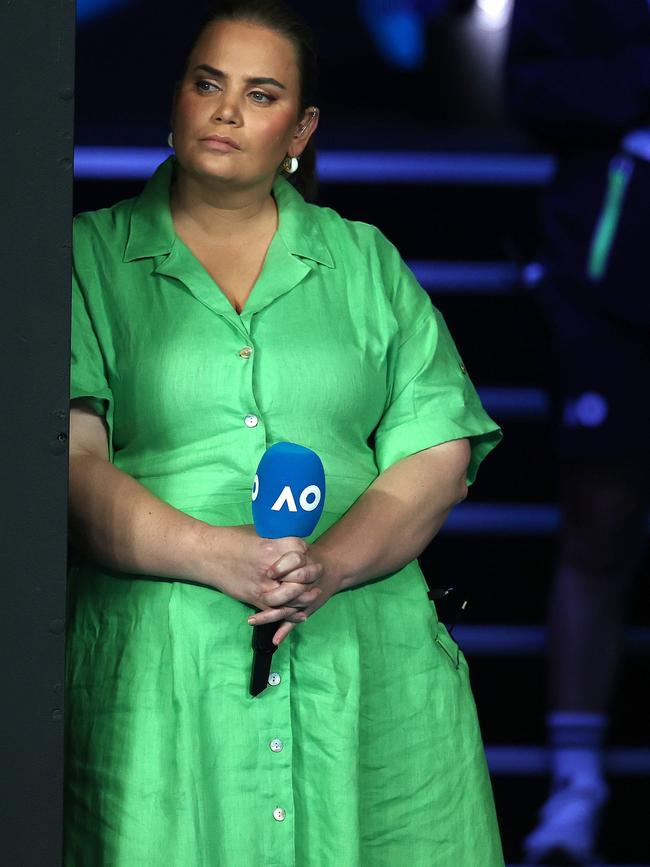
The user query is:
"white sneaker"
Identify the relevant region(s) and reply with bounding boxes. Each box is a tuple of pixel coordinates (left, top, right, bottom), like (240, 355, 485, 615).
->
(523, 778, 609, 865)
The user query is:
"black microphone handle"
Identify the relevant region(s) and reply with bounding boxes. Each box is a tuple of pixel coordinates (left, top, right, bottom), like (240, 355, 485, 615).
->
(249, 533, 283, 694)
(251, 530, 306, 691)
(252, 620, 278, 655)
(250, 620, 279, 696)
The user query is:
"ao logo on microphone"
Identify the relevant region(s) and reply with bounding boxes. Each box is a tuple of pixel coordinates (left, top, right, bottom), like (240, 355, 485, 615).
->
(252, 474, 322, 513)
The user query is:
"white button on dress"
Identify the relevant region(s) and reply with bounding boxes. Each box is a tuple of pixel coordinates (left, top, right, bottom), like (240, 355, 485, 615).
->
(239, 346, 253, 359)
(268, 672, 281, 686)
(269, 738, 283, 753)
(273, 807, 286, 822)
(244, 414, 259, 428)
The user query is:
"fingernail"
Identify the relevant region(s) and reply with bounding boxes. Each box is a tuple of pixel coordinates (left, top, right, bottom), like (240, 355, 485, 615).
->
(247, 616, 256, 624)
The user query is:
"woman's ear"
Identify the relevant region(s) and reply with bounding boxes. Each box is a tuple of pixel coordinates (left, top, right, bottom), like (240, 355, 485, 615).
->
(293, 107, 319, 152)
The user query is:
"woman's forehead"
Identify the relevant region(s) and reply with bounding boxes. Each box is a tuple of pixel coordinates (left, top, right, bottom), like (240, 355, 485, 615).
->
(189, 19, 299, 82)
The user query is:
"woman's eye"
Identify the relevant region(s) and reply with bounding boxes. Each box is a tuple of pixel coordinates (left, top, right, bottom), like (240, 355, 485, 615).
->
(196, 80, 218, 93)
(250, 91, 274, 104)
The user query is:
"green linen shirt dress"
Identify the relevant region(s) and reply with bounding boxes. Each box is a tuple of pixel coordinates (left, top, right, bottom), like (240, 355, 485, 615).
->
(66, 155, 505, 867)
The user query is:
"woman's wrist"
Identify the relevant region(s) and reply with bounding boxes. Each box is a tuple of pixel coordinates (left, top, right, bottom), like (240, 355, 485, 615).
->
(184, 520, 233, 590)
(310, 538, 356, 592)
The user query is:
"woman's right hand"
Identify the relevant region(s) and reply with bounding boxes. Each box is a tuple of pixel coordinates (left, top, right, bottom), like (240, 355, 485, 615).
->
(193, 523, 324, 615)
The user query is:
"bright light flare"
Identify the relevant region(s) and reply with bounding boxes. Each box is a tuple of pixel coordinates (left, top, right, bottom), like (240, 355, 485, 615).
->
(475, 0, 514, 30)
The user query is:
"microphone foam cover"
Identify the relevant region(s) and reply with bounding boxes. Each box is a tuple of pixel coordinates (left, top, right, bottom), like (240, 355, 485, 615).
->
(252, 442, 325, 539)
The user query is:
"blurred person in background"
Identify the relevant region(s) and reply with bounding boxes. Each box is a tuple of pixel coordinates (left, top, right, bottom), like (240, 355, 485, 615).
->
(505, 0, 650, 864)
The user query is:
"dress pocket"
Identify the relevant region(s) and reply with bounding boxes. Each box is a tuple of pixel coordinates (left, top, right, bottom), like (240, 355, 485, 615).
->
(434, 621, 461, 671)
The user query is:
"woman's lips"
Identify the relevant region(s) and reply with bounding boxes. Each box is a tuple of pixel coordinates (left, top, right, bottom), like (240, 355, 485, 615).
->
(200, 137, 239, 152)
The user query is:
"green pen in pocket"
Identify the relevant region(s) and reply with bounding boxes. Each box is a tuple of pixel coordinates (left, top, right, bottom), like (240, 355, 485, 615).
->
(587, 153, 635, 282)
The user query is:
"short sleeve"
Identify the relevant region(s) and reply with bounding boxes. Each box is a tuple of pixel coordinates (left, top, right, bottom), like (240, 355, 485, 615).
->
(70, 218, 116, 462)
(373, 235, 502, 485)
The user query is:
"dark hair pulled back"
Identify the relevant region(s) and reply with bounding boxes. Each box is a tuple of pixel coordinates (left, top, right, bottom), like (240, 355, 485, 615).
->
(177, 0, 319, 202)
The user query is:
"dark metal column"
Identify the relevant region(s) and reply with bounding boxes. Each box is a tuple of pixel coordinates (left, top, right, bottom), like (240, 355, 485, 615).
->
(0, 0, 75, 863)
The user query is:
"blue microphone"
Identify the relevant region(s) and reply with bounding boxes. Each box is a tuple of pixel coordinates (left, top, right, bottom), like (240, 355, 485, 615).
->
(252, 442, 325, 537)
(249, 442, 325, 696)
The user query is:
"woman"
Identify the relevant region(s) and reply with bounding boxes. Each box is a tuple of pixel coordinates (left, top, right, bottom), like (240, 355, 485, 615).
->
(66, 1, 504, 864)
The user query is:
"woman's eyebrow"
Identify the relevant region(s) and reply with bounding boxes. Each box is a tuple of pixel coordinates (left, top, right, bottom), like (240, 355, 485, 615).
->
(193, 63, 287, 90)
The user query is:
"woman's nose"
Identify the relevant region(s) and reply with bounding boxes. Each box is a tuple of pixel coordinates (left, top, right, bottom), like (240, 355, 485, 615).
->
(212, 93, 240, 124)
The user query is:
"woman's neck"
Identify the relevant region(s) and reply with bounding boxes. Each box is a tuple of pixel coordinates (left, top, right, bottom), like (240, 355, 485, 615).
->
(170, 165, 278, 245)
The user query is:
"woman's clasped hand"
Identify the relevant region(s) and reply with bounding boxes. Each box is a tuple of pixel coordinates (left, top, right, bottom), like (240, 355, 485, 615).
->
(196, 524, 340, 644)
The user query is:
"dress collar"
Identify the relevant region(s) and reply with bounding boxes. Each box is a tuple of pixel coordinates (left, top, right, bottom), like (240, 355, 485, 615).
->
(123, 155, 335, 268)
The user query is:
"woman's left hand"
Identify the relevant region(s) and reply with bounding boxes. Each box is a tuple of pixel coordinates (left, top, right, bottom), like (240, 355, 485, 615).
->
(246, 546, 341, 645)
